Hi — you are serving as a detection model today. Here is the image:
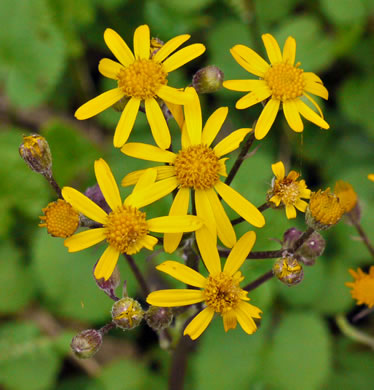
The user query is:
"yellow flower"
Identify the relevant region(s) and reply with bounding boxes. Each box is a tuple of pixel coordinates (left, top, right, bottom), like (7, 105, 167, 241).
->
(346, 267, 374, 308)
(147, 231, 262, 340)
(268, 161, 310, 219)
(75, 25, 205, 149)
(223, 34, 329, 139)
(121, 87, 265, 252)
(62, 159, 202, 280)
(368, 174, 374, 182)
(334, 180, 357, 213)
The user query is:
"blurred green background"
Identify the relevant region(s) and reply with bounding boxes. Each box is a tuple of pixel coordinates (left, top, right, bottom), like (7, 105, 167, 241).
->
(1, 0, 374, 389)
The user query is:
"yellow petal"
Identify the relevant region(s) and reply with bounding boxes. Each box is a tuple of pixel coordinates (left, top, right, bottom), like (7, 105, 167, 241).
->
(121, 142, 175, 162)
(271, 161, 285, 179)
(262, 33, 282, 65)
(285, 204, 297, 219)
(113, 97, 141, 148)
(157, 85, 192, 105)
(238, 300, 262, 319)
(184, 87, 202, 145)
(122, 166, 175, 187)
(147, 215, 202, 233)
(295, 199, 308, 212)
(104, 28, 135, 67)
(75, 88, 125, 120)
(282, 36, 296, 65)
(213, 128, 252, 157)
(153, 34, 190, 63)
(202, 107, 228, 147)
(303, 72, 323, 84)
(94, 245, 120, 281)
(368, 174, 374, 182)
(235, 84, 271, 109)
(145, 98, 171, 149)
(304, 92, 325, 119)
(184, 307, 215, 340)
(62, 187, 107, 224)
(156, 261, 206, 287)
(133, 24, 150, 60)
(214, 181, 265, 228)
(98, 58, 123, 80)
(224, 231, 256, 275)
(254, 98, 280, 139)
(162, 44, 206, 73)
(64, 228, 106, 252)
(196, 225, 221, 275)
(131, 168, 157, 198)
(230, 45, 270, 77)
(94, 158, 122, 210)
(142, 235, 158, 250)
(205, 188, 236, 248)
(296, 100, 329, 129)
(235, 302, 260, 335)
(147, 289, 204, 306)
(164, 101, 185, 130)
(223, 79, 265, 92)
(164, 187, 190, 254)
(283, 100, 304, 132)
(223, 310, 238, 332)
(195, 189, 216, 240)
(304, 80, 328, 100)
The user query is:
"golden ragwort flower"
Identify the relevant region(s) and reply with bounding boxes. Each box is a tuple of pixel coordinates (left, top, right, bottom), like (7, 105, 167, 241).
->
(334, 180, 357, 213)
(75, 25, 205, 149)
(147, 231, 262, 340)
(223, 33, 329, 139)
(121, 87, 265, 252)
(62, 159, 202, 280)
(267, 161, 310, 219)
(346, 266, 374, 308)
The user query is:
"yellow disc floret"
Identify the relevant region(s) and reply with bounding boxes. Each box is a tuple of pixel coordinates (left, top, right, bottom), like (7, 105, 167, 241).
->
(174, 145, 221, 190)
(104, 205, 148, 254)
(117, 59, 168, 100)
(203, 272, 246, 314)
(264, 62, 305, 101)
(334, 180, 358, 213)
(346, 267, 374, 308)
(39, 199, 79, 238)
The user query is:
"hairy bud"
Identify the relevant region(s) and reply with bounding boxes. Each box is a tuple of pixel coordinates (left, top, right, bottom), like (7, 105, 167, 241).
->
(192, 65, 224, 93)
(111, 297, 144, 330)
(71, 329, 102, 359)
(19, 135, 52, 176)
(145, 306, 173, 331)
(273, 256, 304, 286)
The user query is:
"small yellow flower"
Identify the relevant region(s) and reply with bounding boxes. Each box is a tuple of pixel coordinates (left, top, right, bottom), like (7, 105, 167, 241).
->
(39, 199, 80, 238)
(368, 174, 374, 182)
(268, 161, 310, 219)
(223, 34, 329, 139)
(334, 180, 358, 213)
(75, 25, 205, 149)
(62, 159, 202, 280)
(121, 87, 265, 252)
(346, 267, 374, 308)
(147, 231, 262, 340)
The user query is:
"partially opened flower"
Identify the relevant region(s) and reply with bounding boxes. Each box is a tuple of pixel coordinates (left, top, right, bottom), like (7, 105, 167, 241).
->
(121, 87, 265, 252)
(334, 180, 357, 213)
(223, 34, 329, 139)
(267, 161, 311, 219)
(346, 266, 374, 308)
(62, 159, 202, 280)
(75, 25, 205, 149)
(147, 231, 262, 340)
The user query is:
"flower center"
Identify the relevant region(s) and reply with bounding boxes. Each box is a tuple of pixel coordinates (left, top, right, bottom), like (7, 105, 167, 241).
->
(174, 145, 221, 190)
(104, 205, 148, 253)
(264, 62, 305, 101)
(39, 199, 79, 238)
(203, 272, 245, 314)
(274, 177, 301, 205)
(117, 59, 168, 100)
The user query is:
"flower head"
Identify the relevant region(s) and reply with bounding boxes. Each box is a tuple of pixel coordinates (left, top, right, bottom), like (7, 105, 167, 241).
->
(267, 161, 311, 219)
(75, 25, 205, 149)
(62, 159, 202, 280)
(19, 134, 52, 175)
(346, 267, 374, 308)
(146, 231, 262, 340)
(334, 180, 358, 213)
(368, 174, 374, 182)
(121, 88, 265, 252)
(223, 34, 329, 139)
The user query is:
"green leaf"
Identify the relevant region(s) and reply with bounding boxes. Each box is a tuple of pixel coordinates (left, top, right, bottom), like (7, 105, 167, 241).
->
(320, 0, 366, 26)
(263, 312, 331, 390)
(255, 0, 300, 24)
(161, 0, 215, 14)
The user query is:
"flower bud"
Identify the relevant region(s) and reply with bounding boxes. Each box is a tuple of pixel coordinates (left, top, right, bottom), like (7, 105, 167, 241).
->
(71, 329, 102, 359)
(297, 231, 325, 265)
(19, 135, 52, 176)
(273, 256, 304, 286)
(145, 306, 173, 331)
(111, 297, 144, 330)
(85, 184, 111, 214)
(192, 65, 224, 94)
(94, 262, 120, 298)
(282, 227, 303, 247)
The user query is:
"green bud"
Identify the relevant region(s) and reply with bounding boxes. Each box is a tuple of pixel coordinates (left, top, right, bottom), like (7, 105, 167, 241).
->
(145, 306, 173, 331)
(111, 297, 144, 330)
(192, 65, 224, 93)
(273, 256, 304, 286)
(19, 135, 52, 176)
(71, 329, 102, 359)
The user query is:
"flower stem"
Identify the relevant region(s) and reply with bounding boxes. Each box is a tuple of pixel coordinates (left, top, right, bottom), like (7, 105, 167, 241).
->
(336, 314, 374, 349)
(219, 248, 283, 259)
(99, 322, 116, 336)
(124, 254, 150, 297)
(45, 172, 62, 198)
(243, 270, 274, 292)
(348, 214, 374, 259)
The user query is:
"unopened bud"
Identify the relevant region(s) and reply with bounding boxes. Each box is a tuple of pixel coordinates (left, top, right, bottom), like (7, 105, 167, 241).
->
(19, 135, 52, 176)
(145, 306, 173, 331)
(192, 65, 224, 93)
(282, 227, 303, 247)
(85, 184, 111, 214)
(111, 297, 144, 330)
(297, 231, 325, 265)
(273, 256, 304, 286)
(71, 329, 102, 359)
(94, 263, 120, 299)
